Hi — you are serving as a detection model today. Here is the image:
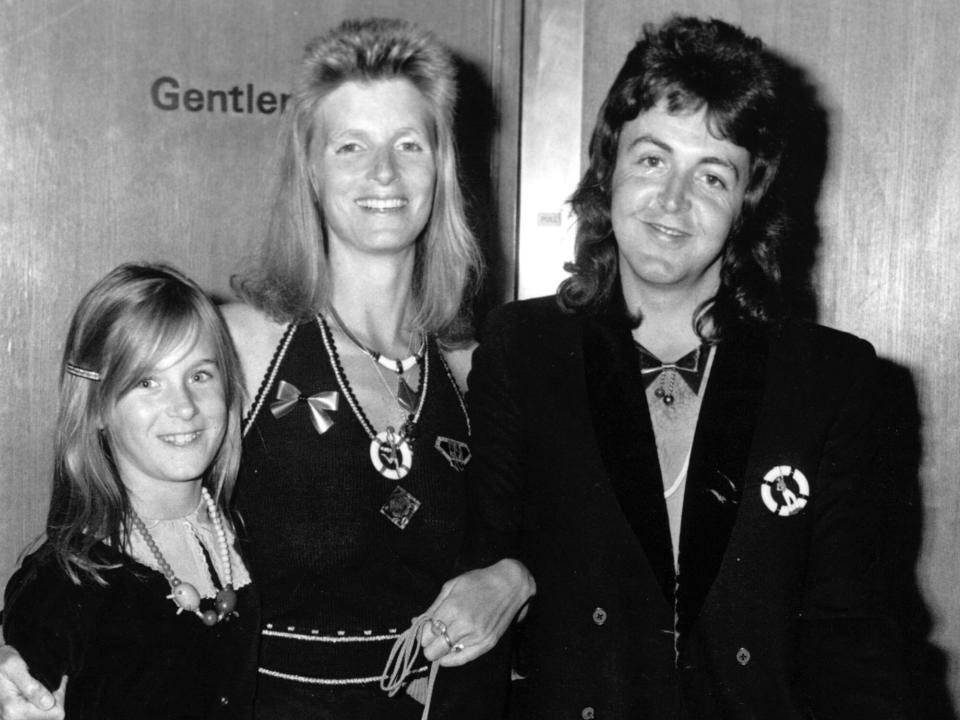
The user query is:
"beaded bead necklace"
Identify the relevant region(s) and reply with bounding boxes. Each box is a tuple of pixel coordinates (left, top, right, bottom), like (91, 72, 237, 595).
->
(129, 486, 238, 626)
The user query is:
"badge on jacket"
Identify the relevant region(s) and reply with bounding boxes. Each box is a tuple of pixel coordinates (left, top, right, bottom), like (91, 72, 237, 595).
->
(434, 436, 471, 471)
(760, 465, 809, 516)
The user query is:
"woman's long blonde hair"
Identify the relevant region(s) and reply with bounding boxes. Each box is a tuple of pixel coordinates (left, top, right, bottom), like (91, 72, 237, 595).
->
(234, 17, 483, 343)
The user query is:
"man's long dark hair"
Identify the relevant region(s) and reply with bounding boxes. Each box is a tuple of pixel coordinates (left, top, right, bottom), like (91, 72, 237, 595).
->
(560, 16, 791, 337)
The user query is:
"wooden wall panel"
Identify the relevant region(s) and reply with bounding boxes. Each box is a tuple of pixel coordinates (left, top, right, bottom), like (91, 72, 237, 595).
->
(575, 0, 960, 711)
(0, 0, 520, 608)
(516, 0, 584, 300)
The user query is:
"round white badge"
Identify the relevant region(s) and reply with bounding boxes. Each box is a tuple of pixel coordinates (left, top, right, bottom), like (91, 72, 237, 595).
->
(369, 431, 413, 480)
(760, 465, 809, 517)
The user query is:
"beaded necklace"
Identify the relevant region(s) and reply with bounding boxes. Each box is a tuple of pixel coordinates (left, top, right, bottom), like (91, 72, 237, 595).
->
(129, 486, 238, 626)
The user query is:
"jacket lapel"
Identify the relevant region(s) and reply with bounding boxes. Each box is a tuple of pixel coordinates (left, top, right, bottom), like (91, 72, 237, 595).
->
(582, 304, 676, 605)
(676, 324, 768, 636)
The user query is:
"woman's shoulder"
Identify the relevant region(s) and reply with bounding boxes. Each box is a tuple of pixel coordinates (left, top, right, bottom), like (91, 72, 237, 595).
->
(219, 302, 290, 402)
(220, 302, 287, 344)
(441, 341, 477, 394)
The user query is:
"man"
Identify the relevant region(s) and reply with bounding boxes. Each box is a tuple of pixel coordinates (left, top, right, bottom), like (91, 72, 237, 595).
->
(464, 15, 907, 719)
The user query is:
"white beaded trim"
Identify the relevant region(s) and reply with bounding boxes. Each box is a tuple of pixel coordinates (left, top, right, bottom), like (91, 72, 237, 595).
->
(257, 666, 427, 685)
(437, 349, 470, 436)
(262, 628, 402, 643)
(242, 323, 298, 439)
(257, 667, 392, 685)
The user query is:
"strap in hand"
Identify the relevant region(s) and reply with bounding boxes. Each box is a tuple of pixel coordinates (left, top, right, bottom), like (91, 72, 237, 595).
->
(381, 614, 439, 720)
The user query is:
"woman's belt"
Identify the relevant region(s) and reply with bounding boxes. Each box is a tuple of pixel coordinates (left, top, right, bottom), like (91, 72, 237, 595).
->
(258, 622, 429, 685)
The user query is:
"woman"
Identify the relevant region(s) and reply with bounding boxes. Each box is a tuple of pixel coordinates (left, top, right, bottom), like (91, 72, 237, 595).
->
(225, 16, 534, 718)
(1, 17, 532, 720)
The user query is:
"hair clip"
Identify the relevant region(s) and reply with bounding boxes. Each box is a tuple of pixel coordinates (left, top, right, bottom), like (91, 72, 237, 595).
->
(65, 363, 101, 381)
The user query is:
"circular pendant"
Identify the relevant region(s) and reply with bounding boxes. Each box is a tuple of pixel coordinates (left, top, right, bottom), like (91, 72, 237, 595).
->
(369, 429, 413, 480)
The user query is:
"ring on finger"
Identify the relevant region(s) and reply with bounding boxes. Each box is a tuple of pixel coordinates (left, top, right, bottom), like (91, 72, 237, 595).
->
(441, 630, 455, 650)
(452, 642, 465, 653)
(431, 618, 448, 636)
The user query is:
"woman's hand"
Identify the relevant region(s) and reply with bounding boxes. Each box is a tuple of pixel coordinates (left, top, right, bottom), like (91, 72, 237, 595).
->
(419, 559, 535, 667)
(0, 646, 64, 720)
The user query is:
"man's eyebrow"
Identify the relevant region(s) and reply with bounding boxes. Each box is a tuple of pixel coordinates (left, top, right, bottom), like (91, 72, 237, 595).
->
(625, 134, 670, 154)
(626, 134, 741, 181)
(700, 155, 741, 182)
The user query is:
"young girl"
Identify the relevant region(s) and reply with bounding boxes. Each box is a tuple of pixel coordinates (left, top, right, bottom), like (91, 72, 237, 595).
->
(2, 263, 256, 719)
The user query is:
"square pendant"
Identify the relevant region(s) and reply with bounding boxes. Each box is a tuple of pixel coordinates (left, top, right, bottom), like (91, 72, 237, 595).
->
(380, 485, 421, 529)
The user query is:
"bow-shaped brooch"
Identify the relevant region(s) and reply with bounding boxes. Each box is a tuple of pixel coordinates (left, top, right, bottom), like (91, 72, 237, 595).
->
(270, 380, 339, 436)
(637, 344, 707, 395)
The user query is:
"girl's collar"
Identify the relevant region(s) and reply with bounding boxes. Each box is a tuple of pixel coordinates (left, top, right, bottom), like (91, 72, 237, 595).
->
(135, 492, 206, 529)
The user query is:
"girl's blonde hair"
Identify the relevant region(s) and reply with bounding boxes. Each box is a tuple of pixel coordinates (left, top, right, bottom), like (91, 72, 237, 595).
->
(48, 263, 244, 583)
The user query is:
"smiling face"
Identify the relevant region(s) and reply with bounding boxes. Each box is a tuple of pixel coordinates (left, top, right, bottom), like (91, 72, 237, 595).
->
(311, 78, 437, 261)
(610, 101, 751, 307)
(104, 329, 227, 502)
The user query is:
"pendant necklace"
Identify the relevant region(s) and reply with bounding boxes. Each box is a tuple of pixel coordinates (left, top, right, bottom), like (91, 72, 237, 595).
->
(129, 486, 238, 626)
(318, 314, 428, 482)
(369, 353, 419, 415)
(327, 305, 424, 410)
